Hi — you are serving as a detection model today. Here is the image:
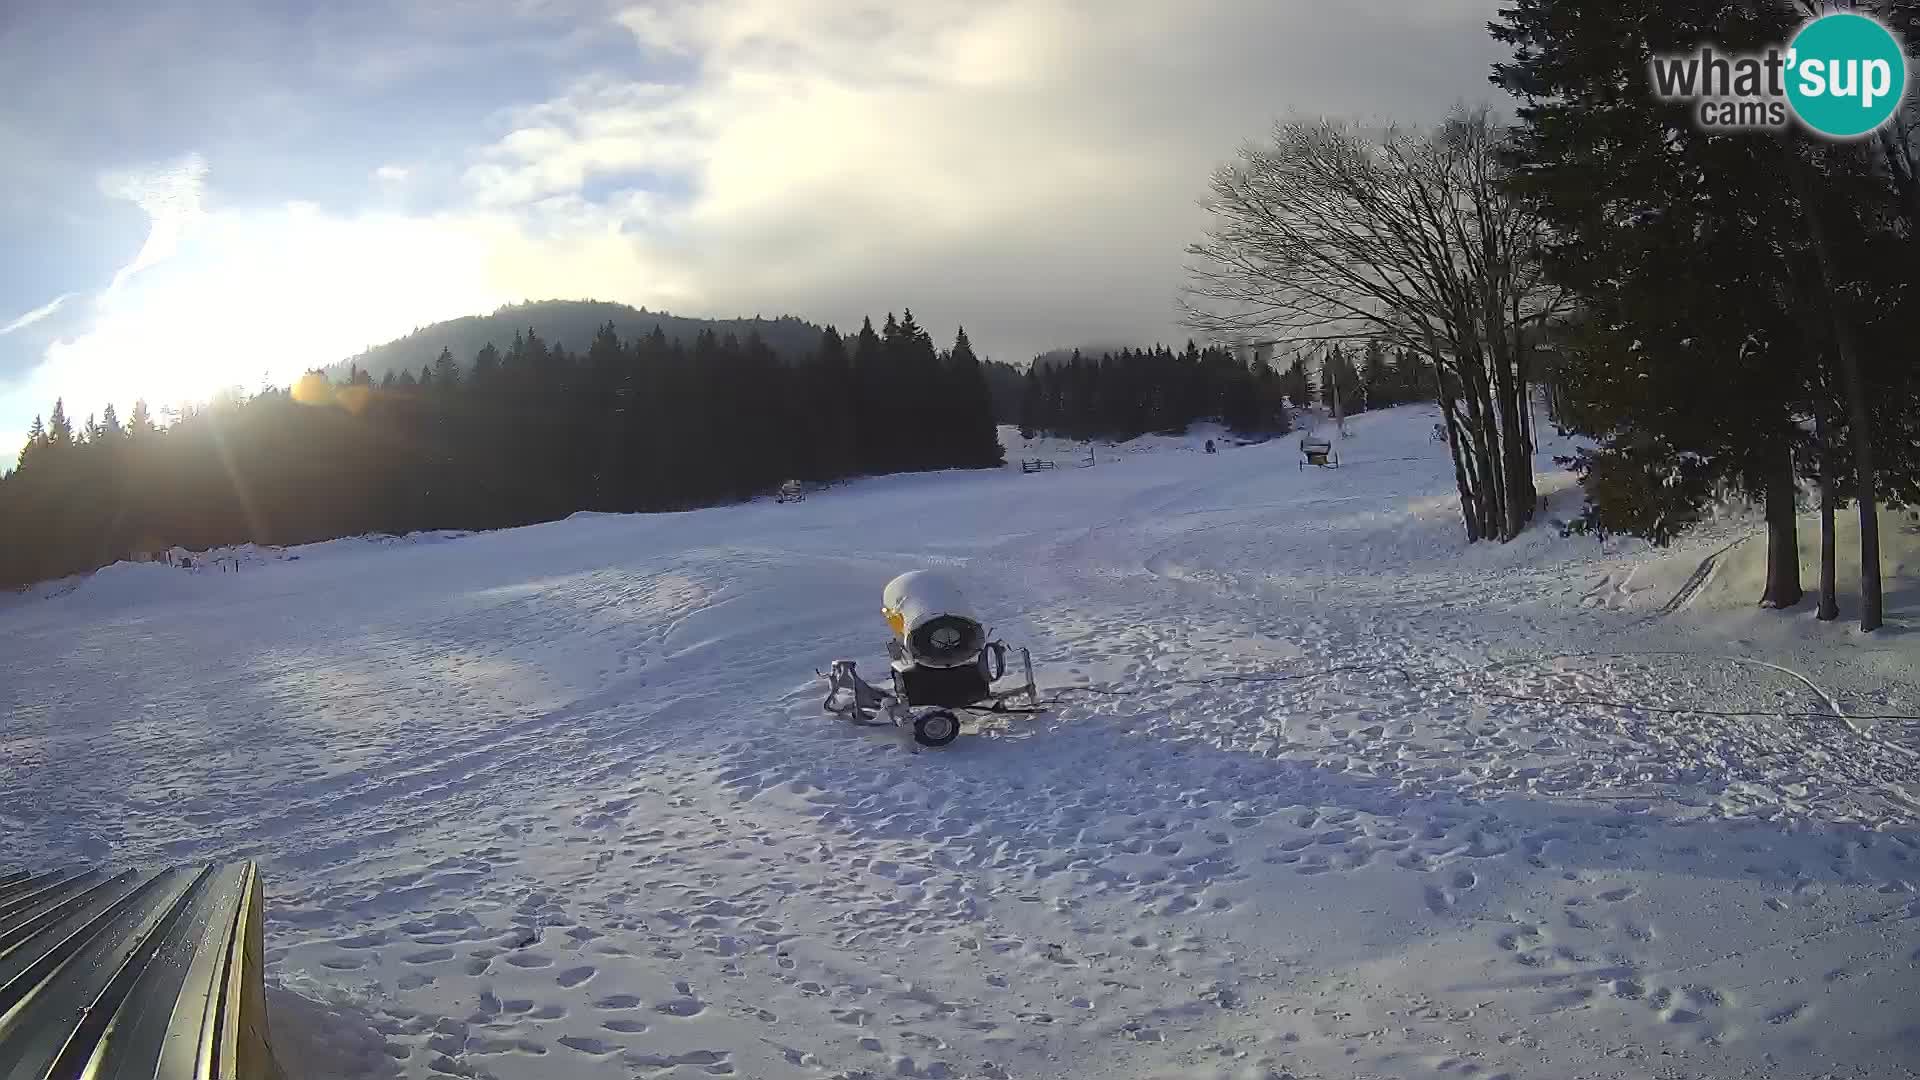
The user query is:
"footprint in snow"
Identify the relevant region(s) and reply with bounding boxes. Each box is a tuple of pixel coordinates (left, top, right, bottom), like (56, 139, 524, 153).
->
(656, 996, 707, 1017)
(1766, 1001, 1810, 1025)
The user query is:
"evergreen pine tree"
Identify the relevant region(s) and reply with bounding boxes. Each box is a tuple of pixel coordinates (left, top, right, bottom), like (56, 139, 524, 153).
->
(48, 399, 72, 449)
(1362, 339, 1393, 409)
(1284, 359, 1314, 410)
(945, 327, 1003, 466)
(471, 342, 501, 384)
(18, 415, 45, 470)
(851, 317, 886, 470)
(1018, 365, 1042, 439)
(815, 327, 859, 479)
(432, 346, 460, 388)
(1249, 350, 1287, 434)
(891, 310, 942, 469)
(1492, 0, 1834, 607)
(1320, 347, 1361, 413)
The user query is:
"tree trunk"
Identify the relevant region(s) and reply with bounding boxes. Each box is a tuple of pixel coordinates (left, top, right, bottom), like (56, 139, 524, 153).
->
(1488, 328, 1535, 541)
(1456, 348, 1505, 541)
(1439, 390, 1480, 543)
(1522, 375, 1536, 456)
(1456, 373, 1500, 538)
(1816, 402, 1839, 622)
(1513, 293, 1536, 456)
(1823, 308, 1884, 632)
(1794, 152, 1884, 632)
(1424, 325, 1481, 543)
(1760, 443, 1803, 609)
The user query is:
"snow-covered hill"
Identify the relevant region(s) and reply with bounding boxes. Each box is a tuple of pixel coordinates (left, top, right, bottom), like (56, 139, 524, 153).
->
(3, 404, 1915, 1080)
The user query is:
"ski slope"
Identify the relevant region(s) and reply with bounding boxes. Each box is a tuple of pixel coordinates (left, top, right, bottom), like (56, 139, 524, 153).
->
(3, 404, 1916, 1080)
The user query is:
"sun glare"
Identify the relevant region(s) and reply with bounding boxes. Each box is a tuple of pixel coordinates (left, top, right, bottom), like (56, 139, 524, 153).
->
(23, 205, 508, 426)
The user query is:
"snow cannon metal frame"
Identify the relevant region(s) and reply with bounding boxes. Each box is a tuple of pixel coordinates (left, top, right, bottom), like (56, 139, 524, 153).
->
(821, 571, 1040, 747)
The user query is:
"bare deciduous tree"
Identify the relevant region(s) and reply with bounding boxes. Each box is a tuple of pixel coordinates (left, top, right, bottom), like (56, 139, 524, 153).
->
(1182, 106, 1567, 542)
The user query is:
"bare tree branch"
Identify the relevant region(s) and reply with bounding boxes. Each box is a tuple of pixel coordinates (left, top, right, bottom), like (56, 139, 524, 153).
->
(1181, 107, 1568, 541)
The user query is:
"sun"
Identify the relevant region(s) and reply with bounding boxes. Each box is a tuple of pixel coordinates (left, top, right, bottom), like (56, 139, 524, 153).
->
(20, 205, 510, 427)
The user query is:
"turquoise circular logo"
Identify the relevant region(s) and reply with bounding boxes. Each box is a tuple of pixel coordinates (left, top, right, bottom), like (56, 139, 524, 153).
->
(1787, 13, 1908, 138)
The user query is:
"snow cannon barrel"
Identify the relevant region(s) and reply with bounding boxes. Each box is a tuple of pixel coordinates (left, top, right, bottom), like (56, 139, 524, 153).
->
(882, 571, 987, 669)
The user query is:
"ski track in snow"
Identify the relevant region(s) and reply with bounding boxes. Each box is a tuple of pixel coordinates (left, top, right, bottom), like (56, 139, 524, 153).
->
(4, 408, 1917, 1080)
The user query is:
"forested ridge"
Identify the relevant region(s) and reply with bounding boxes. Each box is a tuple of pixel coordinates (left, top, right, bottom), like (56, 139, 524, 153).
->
(323, 300, 831, 384)
(1015, 339, 1438, 442)
(1, 310, 1001, 588)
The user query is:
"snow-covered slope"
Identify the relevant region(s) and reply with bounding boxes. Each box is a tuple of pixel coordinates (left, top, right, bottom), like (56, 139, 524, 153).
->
(3, 404, 1915, 1080)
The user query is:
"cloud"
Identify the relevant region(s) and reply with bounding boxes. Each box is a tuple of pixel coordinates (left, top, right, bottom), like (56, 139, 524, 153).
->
(99, 153, 209, 297)
(463, 79, 698, 208)
(0, 294, 72, 336)
(461, 0, 1512, 359)
(3, 0, 1513, 446)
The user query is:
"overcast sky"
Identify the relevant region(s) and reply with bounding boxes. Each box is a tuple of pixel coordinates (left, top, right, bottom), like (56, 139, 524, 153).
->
(0, 0, 1510, 448)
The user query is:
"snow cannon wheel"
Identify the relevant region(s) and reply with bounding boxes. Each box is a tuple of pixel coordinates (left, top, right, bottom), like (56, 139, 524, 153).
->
(913, 709, 962, 748)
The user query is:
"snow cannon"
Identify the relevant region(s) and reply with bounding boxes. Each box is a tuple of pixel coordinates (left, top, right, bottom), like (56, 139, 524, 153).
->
(882, 570, 987, 669)
(821, 571, 1041, 748)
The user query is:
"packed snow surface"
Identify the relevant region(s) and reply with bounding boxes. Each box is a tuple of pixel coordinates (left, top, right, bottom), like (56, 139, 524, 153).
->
(4, 405, 1917, 1080)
